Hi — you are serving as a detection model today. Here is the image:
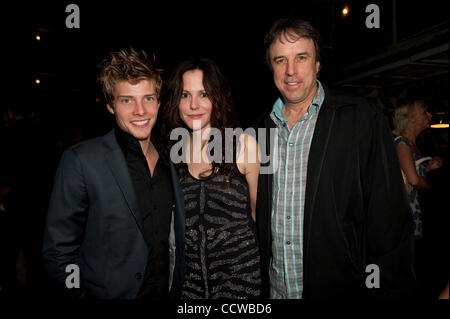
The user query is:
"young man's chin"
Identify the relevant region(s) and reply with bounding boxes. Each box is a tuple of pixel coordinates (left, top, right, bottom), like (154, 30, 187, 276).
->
(133, 131, 151, 140)
(135, 135, 151, 141)
(124, 128, 151, 141)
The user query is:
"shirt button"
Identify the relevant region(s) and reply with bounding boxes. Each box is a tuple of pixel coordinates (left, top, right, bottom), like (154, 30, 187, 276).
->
(289, 142, 293, 146)
(286, 241, 291, 245)
(287, 216, 291, 220)
(135, 272, 142, 280)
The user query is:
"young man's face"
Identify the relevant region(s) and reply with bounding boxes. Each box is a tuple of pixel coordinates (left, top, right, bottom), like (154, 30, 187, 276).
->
(269, 34, 320, 107)
(107, 79, 159, 141)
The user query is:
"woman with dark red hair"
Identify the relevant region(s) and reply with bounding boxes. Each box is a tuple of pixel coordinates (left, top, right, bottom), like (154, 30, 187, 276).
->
(161, 58, 261, 299)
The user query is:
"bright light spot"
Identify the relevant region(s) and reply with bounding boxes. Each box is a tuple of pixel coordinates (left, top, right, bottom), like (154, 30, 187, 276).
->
(430, 123, 449, 128)
(36, 35, 41, 41)
(431, 112, 449, 128)
(35, 78, 41, 84)
(342, 6, 349, 16)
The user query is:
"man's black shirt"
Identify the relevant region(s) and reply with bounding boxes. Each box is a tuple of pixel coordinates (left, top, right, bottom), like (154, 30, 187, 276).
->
(115, 127, 173, 299)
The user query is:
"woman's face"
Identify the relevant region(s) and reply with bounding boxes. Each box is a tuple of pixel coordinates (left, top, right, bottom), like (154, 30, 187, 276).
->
(410, 105, 432, 131)
(178, 69, 213, 131)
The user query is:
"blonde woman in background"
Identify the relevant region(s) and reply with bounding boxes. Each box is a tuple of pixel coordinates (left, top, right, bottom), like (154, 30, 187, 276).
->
(393, 100, 443, 240)
(393, 100, 444, 298)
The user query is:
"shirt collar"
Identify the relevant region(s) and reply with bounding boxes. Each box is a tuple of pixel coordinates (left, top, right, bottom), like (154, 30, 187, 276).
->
(115, 125, 146, 159)
(114, 125, 170, 166)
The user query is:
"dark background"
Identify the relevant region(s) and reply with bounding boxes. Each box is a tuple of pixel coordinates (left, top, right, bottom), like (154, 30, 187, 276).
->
(0, 0, 448, 300)
(22, 0, 449, 132)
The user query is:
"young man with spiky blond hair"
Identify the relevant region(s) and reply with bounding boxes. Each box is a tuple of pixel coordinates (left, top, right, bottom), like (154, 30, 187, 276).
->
(43, 48, 185, 299)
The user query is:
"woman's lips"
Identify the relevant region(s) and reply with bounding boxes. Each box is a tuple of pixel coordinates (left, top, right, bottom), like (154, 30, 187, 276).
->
(188, 114, 203, 119)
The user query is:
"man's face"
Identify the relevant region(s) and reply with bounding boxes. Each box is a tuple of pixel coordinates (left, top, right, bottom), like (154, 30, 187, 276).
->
(107, 79, 159, 141)
(269, 34, 320, 107)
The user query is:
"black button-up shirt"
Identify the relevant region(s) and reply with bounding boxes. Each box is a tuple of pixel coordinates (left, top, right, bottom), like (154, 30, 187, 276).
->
(115, 127, 173, 299)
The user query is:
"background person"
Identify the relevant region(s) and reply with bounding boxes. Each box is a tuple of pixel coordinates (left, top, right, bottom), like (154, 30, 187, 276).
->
(393, 100, 443, 239)
(393, 99, 444, 297)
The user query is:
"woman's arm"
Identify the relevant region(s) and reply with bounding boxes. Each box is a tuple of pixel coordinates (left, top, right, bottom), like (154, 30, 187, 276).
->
(396, 144, 429, 189)
(237, 134, 260, 222)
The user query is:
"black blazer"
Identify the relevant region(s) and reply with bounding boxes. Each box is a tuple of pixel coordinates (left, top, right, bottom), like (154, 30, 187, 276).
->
(43, 129, 185, 299)
(254, 86, 416, 299)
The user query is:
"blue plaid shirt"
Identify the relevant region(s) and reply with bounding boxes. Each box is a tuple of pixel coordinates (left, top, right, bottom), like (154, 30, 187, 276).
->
(269, 80, 325, 298)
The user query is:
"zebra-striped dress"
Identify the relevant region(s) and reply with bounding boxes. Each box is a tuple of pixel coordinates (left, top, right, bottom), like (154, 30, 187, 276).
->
(180, 169, 261, 299)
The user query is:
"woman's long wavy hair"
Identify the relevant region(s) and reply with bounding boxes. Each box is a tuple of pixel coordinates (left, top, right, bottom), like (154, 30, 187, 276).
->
(160, 58, 240, 182)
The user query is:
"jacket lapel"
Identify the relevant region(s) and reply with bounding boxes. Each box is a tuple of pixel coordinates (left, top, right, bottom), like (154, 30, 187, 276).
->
(102, 129, 144, 232)
(303, 95, 336, 258)
(168, 161, 186, 298)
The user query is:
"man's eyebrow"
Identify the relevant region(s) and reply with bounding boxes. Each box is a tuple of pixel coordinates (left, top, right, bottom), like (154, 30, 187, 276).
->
(273, 52, 311, 61)
(117, 93, 156, 98)
(273, 55, 285, 61)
